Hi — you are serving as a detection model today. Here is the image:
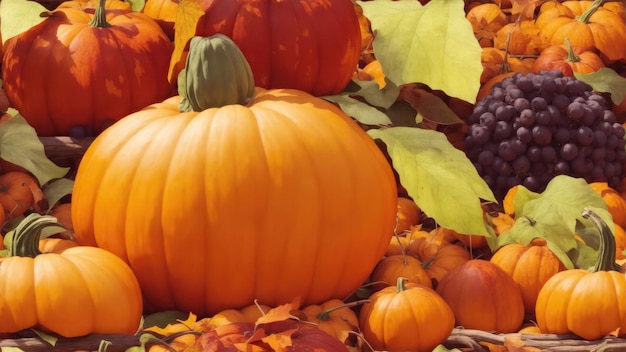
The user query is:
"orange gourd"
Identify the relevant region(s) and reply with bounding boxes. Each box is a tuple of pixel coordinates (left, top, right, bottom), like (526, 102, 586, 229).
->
(359, 277, 455, 352)
(72, 35, 397, 316)
(0, 214, 143, 337)
(436, 259, 525, 333)
(589, 182, 626, 229)
(535, 208, 626, 340)
(490, 238, 567, 314)
(533, 38, 605, 76)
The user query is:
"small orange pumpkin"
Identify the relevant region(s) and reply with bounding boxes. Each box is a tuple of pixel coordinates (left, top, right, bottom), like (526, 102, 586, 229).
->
(359, 277, 455, 352)
(490, 238, 567, 314)
(370, 254, 433, 289)
(436, 259, 525, 333)
(533, 38, 605, 76)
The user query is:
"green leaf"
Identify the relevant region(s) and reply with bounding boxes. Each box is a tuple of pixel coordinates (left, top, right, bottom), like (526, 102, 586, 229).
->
(43, 178, 74, 211)
(358, 0, 482, 103)
(574, 67, 626, 105)
(143, 310, 189, 329)
(386, 100, 420, 127)
(432, 344, 463, 352)
(322, 95, 392, 126)
(125, 333, 170, 352)
(0, 114, 70, 185)
(368, 127, 496, 236)
(126, 0, 146, 12)
(31, 329, 57, 346)
(497, 175, 612, 269)
(348, 78, 400, 109)
(0, 0, 47, 44)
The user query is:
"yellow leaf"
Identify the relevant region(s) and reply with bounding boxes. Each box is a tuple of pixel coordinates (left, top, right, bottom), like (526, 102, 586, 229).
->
(169, 0, 204, 82)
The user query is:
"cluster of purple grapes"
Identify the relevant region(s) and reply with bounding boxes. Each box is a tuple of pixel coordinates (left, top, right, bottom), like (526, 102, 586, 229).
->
(465, 70, 626, 201)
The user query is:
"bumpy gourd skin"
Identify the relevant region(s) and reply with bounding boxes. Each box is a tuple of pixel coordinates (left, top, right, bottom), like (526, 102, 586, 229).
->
(1, 0, 174, 136)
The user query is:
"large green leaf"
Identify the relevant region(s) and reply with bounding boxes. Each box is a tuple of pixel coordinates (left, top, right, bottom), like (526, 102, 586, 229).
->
(575, 67, 626, 105)
(0, 0, 47, 44)
(0, 114, 70, 185)
(369, 127, 496, 237)
(497, 175, 612, 269)
(357, 0, 482, 103)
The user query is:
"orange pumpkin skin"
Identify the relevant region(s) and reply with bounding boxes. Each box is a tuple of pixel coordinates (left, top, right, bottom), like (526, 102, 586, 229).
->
(490, 239, 567, 314)
(359, 278, 455, 352)
(142, 0, 178, 40)
(0, 237, 142, 337)
(1, 3, 174, 136)
(589, 182, 626, 229)
(370, 254, 433, 289)
(71, 88, 397, 316)
(536, 0, 626, 61)
(532, 40, 605, 77)
(436, 259, 525, 333)
(535, 208, 626, 340)
(188, 0, 361, 96)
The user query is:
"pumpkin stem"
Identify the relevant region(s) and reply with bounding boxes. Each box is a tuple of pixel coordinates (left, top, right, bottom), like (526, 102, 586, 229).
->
(395, 277, 408, 293)
(178, 34, 256, 112)
(564, 38, 581, 63)
(315, 299, 370, 321)
(576, 0, 603, 24)
(89, 0, 112, 28)
(581, 207, 619, 272)
(6, 213, 68, 258)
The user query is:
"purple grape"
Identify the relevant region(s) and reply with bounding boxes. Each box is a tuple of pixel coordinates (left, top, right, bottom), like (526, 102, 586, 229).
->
(560, 143, 579, 161)
(576, 126, 594, 146)
(532, 125, 552, 146)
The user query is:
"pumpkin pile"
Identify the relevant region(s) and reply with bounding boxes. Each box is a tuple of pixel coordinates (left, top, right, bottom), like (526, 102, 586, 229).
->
(3, 0, 626, 351)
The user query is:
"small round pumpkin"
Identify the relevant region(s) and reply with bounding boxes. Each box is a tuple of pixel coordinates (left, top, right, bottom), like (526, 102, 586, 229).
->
(490, 238, 567, 314)
(359, 277, 454, 352)
(71, 34, 397, 316)
(0, 214, 143, 337)
(533, 38, 605, 76)
(370, 254, 433, 289)
(395, 197, 421, 234)
(300, 299, 362, 348)
(1, 0, 174, 136)
(535, 208, 626, 340)
(436, 259, 525, 333)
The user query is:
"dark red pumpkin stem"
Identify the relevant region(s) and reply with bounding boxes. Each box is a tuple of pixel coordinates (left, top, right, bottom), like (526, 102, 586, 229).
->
(564, 38, 580, 63)
(5, 213, 68, 258)
(576, 0, 603, 24)
(581, 207, 619, 272)
(89, 0, 112, 28)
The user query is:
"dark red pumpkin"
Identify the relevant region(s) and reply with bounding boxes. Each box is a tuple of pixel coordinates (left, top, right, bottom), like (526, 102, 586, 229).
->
(175, 0, 361, 96)
(2, 0, 174, 136)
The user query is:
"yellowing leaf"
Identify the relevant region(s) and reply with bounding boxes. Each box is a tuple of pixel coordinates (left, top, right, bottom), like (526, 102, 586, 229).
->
(322, 95, 392, 126)
(358, 0, 482, 103)
(0, 0, 47, 44)
(170, 0, 204, 81)
(255, 300, 300, 326)
(0, 114, 69, 185)
(368, 127, 496, 236)
(575, 67, 626, 105)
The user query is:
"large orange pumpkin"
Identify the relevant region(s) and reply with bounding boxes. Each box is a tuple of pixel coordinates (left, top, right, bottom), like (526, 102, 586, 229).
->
(1, 0, 174, 136)
(71, 35, 397, 316)
(174, 0, 361, 97)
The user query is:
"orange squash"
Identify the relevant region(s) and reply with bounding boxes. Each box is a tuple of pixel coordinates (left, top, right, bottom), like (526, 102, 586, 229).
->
(533, 38, 605, 76)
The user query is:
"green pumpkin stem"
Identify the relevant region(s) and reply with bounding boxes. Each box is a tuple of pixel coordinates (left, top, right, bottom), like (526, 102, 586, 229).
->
(89, 0, 112, 28)
(315, 299, 370, 321)
(178, 34, 256, 112)
(564, 38, 581, 63)
(576, 0, 603, 24)
(6, 213, 68, 258)
(395, 277, 409, 293)
(582, 207, 619, 272)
